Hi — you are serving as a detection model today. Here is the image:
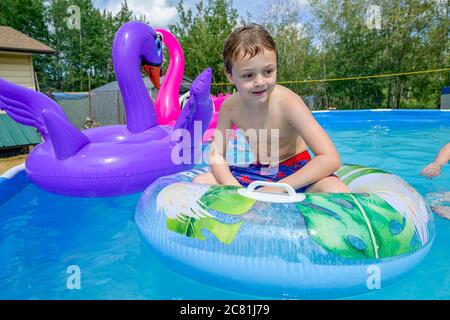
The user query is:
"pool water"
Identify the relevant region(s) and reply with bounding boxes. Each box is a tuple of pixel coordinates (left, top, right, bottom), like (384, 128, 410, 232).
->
(0, 111, 449, 299)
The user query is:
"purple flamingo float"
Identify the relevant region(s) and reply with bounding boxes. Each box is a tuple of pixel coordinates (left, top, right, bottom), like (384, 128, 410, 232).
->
(0, 22, 212, 197)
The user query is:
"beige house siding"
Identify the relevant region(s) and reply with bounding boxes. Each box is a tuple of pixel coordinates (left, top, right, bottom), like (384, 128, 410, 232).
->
(0, 51, 35, 90)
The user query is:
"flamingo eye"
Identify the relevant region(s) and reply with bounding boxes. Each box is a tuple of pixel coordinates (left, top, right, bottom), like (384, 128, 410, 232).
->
(155, 34, 162, 56)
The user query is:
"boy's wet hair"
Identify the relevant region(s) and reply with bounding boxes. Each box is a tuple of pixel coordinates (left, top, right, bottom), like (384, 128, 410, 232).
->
(223, 23, 278, 75)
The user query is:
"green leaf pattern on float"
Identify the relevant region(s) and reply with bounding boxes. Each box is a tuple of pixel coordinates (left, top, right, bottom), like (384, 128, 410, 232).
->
(156, 166, 428, 258)
(157, 183, 254, 244)
(295, 193, 419, 259)
(336, 166, 430, 245)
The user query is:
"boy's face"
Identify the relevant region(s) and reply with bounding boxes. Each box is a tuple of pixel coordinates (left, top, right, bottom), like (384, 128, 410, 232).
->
(226, 49, 277, 105)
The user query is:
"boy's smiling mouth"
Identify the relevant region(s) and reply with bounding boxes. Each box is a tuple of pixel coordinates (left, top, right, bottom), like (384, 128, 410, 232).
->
(252, 89, 267, 96)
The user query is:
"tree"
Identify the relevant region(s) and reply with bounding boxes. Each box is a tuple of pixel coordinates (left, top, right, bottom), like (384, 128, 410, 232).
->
(0, 0, 146, 92)
(45, 0, 139, 91)
(114, 0, 136, 29)
(0, 0, 53, 90)
(0, 0, 446, 108)
(169, 0, 239, 88)
(259, 0, 321, 101)
(0, 0, 48, 41)
(309, 0, 449, 109)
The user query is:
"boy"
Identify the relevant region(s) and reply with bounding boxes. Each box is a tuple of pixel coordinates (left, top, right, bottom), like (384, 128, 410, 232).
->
(194, 24, 349, 194)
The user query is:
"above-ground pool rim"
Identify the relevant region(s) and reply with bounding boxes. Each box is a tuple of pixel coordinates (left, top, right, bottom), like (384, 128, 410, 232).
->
(0, 163, 29, 206)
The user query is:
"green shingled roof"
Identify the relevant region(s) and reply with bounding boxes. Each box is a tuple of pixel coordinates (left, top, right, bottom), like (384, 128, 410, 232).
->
(0, 113, 42, 148)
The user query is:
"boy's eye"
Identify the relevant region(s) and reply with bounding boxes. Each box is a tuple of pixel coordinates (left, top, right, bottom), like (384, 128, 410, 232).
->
(242, 73, 253, 79)
(264, 69, 274, 76)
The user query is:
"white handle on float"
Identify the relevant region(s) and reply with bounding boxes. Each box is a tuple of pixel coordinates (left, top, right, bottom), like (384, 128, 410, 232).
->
(237, 180, 306, 203)
(247, 181, 297, 196)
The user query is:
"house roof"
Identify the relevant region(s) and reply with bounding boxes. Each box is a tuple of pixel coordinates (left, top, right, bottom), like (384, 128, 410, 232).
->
(0, 113, 42, 149)
(0, 26, 56, 54)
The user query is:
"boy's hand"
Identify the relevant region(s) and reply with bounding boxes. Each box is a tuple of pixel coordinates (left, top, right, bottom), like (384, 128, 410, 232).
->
(420, 162, 442, 178)
(256, 186, 289, 194)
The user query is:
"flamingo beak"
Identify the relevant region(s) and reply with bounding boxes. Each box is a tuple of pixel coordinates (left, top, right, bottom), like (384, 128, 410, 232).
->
(143, 64, 162, 89)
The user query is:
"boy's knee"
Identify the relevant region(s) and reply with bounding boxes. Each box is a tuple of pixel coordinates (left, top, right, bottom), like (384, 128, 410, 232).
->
(308, 176, 350, 193)
(325, 178, 350, 193)
(193, 173, 216, 185)
(192, 174, 205, 184)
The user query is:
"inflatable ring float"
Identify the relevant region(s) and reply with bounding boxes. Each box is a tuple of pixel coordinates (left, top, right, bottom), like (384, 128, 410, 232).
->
(135, 164, 435, 298)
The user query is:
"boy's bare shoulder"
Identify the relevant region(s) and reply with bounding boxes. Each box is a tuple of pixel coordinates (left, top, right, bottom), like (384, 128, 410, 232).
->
(219, 92, 241, 115)
(272, 85, 308, 111)
(274, 85, 304, 102)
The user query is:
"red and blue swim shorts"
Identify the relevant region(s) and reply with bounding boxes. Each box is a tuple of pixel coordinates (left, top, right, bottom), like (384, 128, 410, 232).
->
(229, 150, 312, 192)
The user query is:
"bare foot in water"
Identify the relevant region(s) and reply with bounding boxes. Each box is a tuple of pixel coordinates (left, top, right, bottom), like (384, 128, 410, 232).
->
(426, 192, 450, 220)
(431, 206, 450, 220)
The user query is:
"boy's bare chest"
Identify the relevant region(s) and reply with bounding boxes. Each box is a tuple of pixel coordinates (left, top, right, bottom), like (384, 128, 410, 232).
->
(232, 108, 287, 133)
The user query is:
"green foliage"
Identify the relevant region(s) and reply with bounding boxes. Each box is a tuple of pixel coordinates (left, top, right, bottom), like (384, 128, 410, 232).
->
(169, 0, 239, 86)
(0, 0, 447, 108)
(0, 0, 52, 89)
(45, 0, 140, 91)
(259, 0, 322, 101)
(308, 0, 449, 109)
(0, 0, 141, 92)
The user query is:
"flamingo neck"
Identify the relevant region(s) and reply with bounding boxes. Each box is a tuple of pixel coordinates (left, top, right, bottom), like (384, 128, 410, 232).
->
(113, 23, 158, 133)
(155, 29, 185, 125)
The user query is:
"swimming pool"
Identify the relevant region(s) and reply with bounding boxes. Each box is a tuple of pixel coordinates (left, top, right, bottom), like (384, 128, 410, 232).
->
(0, 110, 449, 299)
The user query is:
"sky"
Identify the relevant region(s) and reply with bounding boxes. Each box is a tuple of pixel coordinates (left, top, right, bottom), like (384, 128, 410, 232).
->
(92, 0, 313, 30)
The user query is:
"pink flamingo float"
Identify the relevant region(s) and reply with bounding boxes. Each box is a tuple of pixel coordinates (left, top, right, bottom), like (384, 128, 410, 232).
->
(154, 29, 232, 141)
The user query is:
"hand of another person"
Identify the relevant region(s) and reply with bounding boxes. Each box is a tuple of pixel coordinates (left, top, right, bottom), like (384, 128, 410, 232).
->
(420, 162, 442, 178)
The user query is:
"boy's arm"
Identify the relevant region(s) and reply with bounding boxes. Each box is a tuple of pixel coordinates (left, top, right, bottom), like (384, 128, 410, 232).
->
(277, 92, 341, 190)
(209, 101, 241, 186)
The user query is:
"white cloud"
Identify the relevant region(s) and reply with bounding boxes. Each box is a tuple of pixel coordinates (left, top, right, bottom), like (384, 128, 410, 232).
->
(95, 0, 178, 28)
